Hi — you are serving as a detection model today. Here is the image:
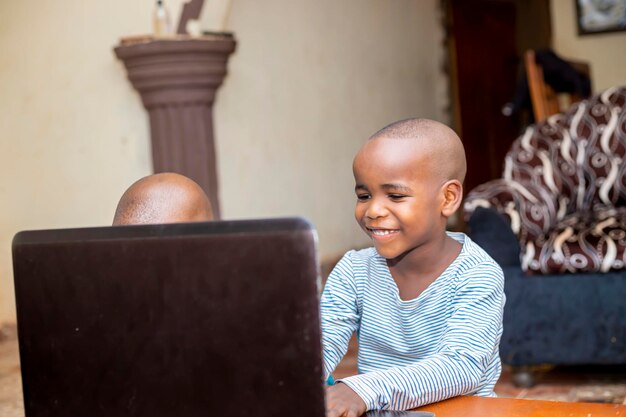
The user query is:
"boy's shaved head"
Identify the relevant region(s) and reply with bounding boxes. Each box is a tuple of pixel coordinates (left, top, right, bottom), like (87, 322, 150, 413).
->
(113, 173, 213, 225)
(369, 118, 466, 184)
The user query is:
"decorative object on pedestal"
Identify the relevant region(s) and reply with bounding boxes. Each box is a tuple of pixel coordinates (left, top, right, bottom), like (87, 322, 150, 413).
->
(114, 35, 236, 218)
(177, 0, 205, 34)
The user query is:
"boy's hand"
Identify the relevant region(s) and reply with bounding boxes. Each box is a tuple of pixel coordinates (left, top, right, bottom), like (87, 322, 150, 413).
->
(326, 382, 367, 417)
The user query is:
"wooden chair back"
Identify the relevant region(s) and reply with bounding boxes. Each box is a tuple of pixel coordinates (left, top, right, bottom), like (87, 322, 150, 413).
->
(524, 50, 591, 122)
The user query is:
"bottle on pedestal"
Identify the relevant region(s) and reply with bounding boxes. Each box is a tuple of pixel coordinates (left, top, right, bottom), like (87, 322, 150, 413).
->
(153, 0, 172, 37)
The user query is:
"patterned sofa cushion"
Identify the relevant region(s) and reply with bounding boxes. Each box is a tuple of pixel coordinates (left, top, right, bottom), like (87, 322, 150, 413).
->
(522, 207, 626, 274)
(464, 179, 559, 243)
(464, 86, 626, 274)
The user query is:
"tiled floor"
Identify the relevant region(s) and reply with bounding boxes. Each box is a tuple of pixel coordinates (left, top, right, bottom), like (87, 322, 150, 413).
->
(2, 326, 625, 416)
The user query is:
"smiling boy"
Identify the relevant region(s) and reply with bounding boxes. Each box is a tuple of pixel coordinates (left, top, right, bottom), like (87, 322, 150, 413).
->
(322, 119, 505, 416)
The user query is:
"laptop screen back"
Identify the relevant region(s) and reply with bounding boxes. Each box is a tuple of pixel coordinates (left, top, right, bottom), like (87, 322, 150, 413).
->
(12, 217, 325, 417)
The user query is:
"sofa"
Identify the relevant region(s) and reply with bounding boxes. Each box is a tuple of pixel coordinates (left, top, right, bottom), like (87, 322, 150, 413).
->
(463, 86, 626, 387)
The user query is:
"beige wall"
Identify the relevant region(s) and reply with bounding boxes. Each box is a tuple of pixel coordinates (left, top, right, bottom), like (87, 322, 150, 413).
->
(214, 0, 448, 259)
(0, 0, 447, 324)
(0, 1, 154, 324)
(550, 0, 626, 91)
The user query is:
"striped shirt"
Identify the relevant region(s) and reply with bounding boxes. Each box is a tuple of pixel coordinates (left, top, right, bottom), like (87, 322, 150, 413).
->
(320, 232, 505, 411)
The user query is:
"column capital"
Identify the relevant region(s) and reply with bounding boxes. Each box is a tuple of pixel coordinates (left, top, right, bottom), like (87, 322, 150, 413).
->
(114, 35, 236, 108)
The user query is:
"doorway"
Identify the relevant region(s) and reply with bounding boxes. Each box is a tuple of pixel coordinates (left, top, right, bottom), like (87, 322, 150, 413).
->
(444, 0, 552, 193)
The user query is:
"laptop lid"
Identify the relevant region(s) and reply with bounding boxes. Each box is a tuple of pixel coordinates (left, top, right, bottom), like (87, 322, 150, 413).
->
(12, 217, 325, 417)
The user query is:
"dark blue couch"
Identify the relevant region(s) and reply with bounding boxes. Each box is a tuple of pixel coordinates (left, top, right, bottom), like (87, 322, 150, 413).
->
(468, 207, 626, 386)
(463, 87, 626, 386)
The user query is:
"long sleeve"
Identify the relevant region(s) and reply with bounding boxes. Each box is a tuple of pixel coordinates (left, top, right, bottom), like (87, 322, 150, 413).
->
(320, 251, 361, 379)
(338, 261, 504, 410)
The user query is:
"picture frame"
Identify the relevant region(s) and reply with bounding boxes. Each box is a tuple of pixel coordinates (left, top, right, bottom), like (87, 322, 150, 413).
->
(575, 0, 626, 35)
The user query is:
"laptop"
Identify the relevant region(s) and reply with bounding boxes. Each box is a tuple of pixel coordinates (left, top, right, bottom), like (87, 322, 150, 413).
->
(12, 217, 325, 417)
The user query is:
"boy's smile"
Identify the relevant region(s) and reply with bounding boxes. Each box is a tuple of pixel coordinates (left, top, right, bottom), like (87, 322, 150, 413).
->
(366, 227, 400, 238)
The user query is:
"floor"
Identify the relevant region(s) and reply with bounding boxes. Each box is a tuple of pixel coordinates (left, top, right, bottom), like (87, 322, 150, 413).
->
(2, 326, 625, 416)
(0, 326, 22, 417)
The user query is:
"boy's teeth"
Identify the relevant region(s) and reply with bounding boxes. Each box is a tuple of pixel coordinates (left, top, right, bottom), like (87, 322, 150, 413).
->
(372, 229, 394, 236)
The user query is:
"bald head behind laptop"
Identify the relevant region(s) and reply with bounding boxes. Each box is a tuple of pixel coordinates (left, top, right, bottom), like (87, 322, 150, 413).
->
(113, 173, 213, 225)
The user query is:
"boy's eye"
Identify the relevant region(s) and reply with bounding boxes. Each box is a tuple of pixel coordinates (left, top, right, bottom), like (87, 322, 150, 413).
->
(356, 193, 370, 201)
(388, 194, 406, 201)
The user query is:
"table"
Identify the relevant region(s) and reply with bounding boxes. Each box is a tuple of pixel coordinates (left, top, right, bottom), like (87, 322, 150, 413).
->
(415, 396, 626, 417)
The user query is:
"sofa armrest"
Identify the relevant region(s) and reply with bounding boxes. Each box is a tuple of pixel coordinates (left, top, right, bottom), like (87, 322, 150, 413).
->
(467, 207, 521, 267)
(464, 179, 561, 242)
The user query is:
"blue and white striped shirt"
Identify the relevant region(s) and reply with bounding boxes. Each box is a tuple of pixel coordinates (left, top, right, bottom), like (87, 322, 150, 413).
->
(320, 232, 505, 410)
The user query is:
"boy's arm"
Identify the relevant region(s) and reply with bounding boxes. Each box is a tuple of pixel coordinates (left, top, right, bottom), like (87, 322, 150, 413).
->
(338, 262, 504, 411)
(320, 252, 361, 379)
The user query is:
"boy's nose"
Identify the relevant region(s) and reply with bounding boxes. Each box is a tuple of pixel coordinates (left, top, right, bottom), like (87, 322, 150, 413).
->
(365, 199, 388, 219)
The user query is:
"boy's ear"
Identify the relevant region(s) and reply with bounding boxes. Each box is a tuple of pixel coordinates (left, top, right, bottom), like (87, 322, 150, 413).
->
(440, 180, 463, 217)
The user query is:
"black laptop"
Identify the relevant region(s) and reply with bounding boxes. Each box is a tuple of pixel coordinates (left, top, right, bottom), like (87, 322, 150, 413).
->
(12, 217, 325, 417)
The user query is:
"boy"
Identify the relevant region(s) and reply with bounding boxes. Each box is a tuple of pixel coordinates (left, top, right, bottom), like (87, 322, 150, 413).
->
(322, 119, 505, 416)
(113, 172, 213, 225)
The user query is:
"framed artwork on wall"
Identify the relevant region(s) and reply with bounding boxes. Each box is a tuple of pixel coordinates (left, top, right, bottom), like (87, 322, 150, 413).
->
(575, 0, 626, 35)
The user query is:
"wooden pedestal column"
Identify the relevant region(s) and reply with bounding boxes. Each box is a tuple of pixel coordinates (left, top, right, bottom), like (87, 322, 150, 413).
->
(114, 36, 236, 218)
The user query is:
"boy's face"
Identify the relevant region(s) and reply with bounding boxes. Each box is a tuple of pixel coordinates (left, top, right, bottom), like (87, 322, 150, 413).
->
(353, 137, 446, 261)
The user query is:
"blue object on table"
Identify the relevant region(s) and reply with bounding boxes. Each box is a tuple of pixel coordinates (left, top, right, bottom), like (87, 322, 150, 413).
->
(366, 412, 435, 416)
